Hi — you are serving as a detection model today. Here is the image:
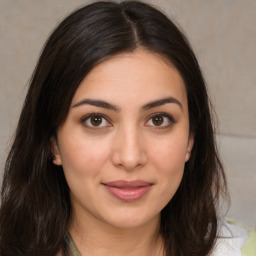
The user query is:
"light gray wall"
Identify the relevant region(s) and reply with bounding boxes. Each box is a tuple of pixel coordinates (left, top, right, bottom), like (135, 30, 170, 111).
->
(1, 0, 255, 229)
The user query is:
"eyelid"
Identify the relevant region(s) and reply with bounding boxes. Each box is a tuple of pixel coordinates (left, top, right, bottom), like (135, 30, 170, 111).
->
(145, 112, 176, 128)
(80, 112, 176, 130)
(81, 113, 112, 129)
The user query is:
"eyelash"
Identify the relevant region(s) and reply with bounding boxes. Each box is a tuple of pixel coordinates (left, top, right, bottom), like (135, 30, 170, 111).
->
(81, 113, 112, 130)
(145, 112, 176, 128)
(81, 112, 176, 130)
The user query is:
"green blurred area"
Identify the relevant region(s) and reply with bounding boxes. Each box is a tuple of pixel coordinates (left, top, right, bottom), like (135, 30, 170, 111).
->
(242, 230, 256, 256)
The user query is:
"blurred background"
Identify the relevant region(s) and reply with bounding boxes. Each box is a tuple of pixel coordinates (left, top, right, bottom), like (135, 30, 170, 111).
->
(0, 0, 255, 229)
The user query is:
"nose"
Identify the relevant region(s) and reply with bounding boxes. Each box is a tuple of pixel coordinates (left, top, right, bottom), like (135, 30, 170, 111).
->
(111, 125, 147, 171)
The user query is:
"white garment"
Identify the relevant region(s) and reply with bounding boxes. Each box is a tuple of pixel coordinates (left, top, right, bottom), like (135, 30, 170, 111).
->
(212, 221, 248, 256)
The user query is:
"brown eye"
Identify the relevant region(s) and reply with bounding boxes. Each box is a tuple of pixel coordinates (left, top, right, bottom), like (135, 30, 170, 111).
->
(82, 114, 111, 129)
(152, 116, 164, 126)
(90, 116, 102, 126)
(146, 114, 174, 128)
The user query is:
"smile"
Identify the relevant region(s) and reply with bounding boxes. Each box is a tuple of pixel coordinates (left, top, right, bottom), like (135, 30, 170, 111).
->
(102, 180, 152, 202)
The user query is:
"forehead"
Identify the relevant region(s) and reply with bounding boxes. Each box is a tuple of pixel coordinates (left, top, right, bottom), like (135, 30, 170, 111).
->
(72, 49, 187, 108)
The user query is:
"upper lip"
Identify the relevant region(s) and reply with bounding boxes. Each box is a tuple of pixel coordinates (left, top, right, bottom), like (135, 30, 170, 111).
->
(102, 180, 152, 188)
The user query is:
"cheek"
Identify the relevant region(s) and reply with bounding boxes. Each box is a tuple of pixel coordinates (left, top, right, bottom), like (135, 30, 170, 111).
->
(59, 136, 111, 202)
(151, 137, 188, 171)
(58, 134, 111, 176)
(150, 138, 187, 198)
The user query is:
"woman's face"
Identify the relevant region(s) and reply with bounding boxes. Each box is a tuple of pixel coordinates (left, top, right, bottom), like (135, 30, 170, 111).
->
(52, 49, 193, 229)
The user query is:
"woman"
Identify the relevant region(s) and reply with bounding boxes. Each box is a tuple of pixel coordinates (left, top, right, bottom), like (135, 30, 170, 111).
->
(0, 1, 248, 255)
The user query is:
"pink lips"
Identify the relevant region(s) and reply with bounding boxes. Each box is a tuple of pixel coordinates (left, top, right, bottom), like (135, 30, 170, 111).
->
(103, 180, 152, 202)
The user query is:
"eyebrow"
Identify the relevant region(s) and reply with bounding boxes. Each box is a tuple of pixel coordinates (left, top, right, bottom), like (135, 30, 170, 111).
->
(142, 97, 183, 111)
(72, 97, 183, 112)
(72, 99, 120, 111)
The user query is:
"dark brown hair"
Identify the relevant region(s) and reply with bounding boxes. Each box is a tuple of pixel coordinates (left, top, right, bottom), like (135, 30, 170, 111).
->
(0, 1, 227, 255)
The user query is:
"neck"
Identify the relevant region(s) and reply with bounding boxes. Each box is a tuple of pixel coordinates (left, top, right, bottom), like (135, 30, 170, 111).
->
(69, 211, 164, 256)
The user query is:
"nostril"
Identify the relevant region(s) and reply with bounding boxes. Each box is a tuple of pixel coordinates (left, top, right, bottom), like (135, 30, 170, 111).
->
(111, 146, 147, 171)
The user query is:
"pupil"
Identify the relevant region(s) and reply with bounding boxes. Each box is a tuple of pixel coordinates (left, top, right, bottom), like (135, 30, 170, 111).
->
(153, 116, 163, 126)
(91, 116, 102, 126)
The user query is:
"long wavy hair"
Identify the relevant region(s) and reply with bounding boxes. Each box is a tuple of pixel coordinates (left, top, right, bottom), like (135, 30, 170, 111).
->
(0, 1, 227, 255)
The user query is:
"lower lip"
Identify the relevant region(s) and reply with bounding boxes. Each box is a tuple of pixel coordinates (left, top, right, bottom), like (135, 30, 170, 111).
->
(104, 185, 151, 202)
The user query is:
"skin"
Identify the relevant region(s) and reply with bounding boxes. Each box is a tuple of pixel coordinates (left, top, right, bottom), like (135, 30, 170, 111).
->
(52, 49, 194, 256)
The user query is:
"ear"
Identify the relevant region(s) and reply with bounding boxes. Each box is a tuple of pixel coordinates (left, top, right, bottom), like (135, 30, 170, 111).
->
(185, 133, 194, 162)
(50, 137, 62, 166)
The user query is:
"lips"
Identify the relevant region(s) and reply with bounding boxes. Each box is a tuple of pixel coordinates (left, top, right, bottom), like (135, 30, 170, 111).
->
(102, 180, 152, 202)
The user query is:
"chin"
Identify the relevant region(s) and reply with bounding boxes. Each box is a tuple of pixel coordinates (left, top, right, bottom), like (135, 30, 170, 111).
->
(101, 210, 160, 230)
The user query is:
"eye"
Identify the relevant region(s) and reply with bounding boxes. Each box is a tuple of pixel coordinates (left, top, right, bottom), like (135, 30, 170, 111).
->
(82, 114, 111, 129)
(146, 113, 175, 128)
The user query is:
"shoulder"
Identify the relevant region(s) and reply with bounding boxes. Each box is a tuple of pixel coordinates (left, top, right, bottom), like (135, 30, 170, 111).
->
(211, 220, 248, 256)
